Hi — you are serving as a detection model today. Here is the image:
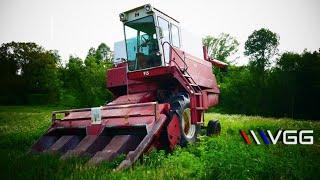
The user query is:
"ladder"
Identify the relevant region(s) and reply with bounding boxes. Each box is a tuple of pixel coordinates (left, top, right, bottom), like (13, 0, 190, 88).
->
(162, 41, 204, 123)
(182, 70, 204, 124)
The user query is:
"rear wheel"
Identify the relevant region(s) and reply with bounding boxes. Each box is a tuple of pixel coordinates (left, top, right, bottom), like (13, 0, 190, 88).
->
(170, 93, 199, 147)
(207, 120, 221, 136)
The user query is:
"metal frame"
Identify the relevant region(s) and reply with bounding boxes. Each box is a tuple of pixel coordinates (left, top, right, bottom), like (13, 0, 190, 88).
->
(52, 102, 159, 122)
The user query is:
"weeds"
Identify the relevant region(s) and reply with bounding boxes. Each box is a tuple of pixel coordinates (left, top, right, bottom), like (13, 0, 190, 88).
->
(0, 106, 319, 179)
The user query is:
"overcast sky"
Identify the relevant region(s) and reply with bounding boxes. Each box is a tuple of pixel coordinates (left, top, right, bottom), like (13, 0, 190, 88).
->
(0, 0, 319, 65)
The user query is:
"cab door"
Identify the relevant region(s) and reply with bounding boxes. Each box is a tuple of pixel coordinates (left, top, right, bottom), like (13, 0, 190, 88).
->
(157, 16, 171, 65)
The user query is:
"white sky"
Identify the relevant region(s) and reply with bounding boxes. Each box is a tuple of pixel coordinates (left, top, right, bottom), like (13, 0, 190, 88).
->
(0, 0, 319, 65)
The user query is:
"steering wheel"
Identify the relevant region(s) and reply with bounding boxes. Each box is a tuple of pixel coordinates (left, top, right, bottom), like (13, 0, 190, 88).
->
(140, 35, 150, 47)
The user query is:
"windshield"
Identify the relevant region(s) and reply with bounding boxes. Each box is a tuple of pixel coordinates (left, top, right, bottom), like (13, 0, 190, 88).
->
(124, 16, 161, 71)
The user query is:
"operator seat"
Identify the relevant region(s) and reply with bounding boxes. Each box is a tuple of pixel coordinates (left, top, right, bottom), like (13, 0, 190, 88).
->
(136, 53, 149, 69)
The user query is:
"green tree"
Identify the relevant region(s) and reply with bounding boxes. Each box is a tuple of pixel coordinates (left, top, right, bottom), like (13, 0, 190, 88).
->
(86, 43, 112, 63)
(202, 33, 239, 83)
(202, 33, 239, 63)
(0, 42, 61, 104)
(60, 43, 113, 107)
(59, 56, 84, 106)
(217, 65, 254, 114)
(97, 43, 112, 62)
(242, 29, 280, 114)
(274, 50, 320, 119)
(244, 28, 280, 73)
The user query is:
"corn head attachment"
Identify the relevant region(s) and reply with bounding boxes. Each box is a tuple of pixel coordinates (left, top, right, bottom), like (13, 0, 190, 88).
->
(31, 101, 169, 170)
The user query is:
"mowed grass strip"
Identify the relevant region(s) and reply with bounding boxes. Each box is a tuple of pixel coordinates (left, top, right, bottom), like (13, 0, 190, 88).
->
(0, 106, 319, 180)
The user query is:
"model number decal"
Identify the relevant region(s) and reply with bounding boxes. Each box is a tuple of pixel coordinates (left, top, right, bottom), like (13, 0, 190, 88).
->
(143, 71, 149, 76)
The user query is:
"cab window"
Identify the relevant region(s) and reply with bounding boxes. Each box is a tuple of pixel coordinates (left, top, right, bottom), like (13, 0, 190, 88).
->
(171, 24, 180, 48)
(158, 17, 170, 63)
(158, 17, 170, 43)
(124, 16, 161, 71)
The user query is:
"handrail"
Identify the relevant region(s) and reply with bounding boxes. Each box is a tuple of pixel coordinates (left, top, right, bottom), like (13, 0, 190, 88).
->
(161, 41, 188, 71)
(161, 41, 201, 92)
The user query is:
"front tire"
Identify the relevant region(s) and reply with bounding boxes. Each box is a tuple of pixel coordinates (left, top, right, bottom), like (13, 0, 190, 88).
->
(170, 93, 199, 147)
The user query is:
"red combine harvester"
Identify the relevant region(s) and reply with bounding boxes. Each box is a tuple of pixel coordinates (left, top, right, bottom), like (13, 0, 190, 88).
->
(31, 4, 227, 170)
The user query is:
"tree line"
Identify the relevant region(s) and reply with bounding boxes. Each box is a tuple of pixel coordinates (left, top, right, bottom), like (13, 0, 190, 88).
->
(0, 28, 319, 119)
(203, 28, 320, 120)
(0, 42, 113, 107)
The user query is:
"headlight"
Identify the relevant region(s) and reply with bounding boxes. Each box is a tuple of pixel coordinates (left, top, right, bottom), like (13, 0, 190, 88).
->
(119, 13, 127, 21)
(144, 4, 153, 13)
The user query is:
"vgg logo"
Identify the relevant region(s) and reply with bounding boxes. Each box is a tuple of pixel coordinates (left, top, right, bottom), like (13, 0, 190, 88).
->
(240, 129, 313, 145)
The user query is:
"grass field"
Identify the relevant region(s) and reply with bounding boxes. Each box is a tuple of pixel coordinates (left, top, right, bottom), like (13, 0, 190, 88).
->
(0, 106, 319, 180)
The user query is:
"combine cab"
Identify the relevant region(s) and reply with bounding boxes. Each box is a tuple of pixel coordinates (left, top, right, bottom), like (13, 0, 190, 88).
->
(31, 4, 227, 170)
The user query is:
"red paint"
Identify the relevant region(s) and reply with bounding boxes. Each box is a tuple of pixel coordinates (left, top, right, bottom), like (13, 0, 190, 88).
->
(127, 66, 171, 80)
(208, 59, 228, 69)
(107, 65, 127, 88)
(203, 46, 209, 60)
(86, 124, 104, 135)
(240, 130, 251, 144)
(170, 47, 216, 89)
(167, 114, 181, 150)
(203, 45, 228, 68)
(108, 92, 155, 105)
(103, 46, 222, 125)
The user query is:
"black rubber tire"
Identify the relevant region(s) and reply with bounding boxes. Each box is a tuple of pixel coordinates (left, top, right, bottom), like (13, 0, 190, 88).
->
(170, 93, 199, 147)
(207, 120, 221, 136)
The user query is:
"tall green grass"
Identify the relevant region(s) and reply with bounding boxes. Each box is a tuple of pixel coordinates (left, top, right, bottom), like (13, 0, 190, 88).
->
(0, 106, 319, 179)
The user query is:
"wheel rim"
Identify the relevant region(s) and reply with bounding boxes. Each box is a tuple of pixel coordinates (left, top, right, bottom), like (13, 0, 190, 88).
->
(182, 108, 196, 138)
